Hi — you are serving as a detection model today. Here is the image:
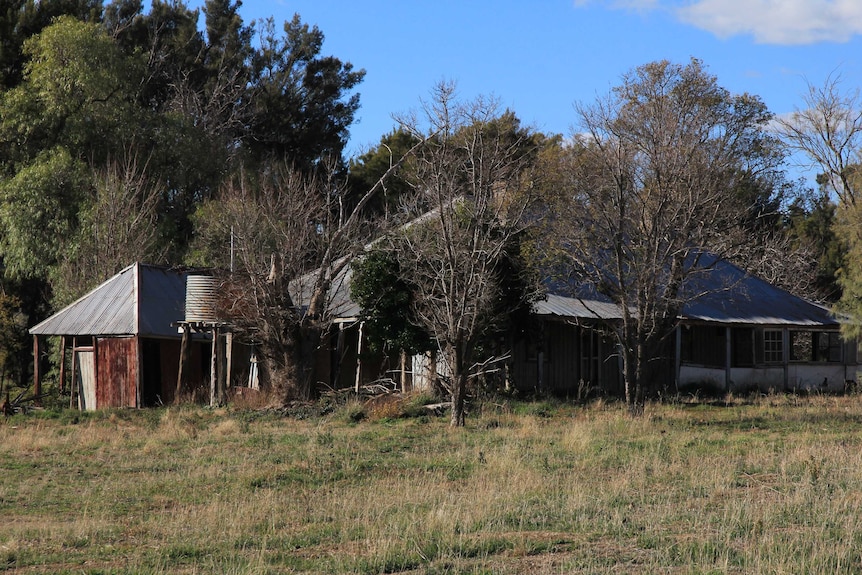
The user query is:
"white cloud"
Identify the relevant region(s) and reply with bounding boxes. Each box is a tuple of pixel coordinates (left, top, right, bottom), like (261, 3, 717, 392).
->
(677, 0, 862, 45)
(575, 0, 862, 45)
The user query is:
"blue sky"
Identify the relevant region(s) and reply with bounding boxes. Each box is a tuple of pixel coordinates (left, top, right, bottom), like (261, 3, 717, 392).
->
(197, 1, 862, 183)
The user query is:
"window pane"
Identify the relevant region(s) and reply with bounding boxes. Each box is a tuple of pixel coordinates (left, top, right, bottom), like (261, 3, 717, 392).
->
(790, 331, 812, 362)
(815, 332, 842, 362)
(764, 330, 783, 363)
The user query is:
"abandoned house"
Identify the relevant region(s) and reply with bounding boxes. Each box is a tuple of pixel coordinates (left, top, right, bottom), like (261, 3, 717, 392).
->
(301, 255, 858, 396)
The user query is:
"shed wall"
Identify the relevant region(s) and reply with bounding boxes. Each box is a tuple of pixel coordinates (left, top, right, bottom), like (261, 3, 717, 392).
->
(96, 336, 138, 408)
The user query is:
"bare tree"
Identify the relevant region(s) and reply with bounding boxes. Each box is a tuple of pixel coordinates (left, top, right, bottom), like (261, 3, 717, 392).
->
(775, 73, 862, 207)
(53, 148, 167, 304)
(541, 59, 784, 415)
(775, 74, 862, 335)
(387, 84, 539, 427)
(191, 145, 425, 400)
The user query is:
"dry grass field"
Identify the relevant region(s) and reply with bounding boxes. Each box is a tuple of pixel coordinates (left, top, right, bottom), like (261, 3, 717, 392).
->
(2, 393, 862, 574)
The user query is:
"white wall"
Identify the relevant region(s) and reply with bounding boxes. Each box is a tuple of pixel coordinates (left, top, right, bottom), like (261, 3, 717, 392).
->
(680, 363, 857, 393)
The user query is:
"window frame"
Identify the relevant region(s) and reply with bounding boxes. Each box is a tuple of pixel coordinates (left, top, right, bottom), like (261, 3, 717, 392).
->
(762, 329, 784, 364)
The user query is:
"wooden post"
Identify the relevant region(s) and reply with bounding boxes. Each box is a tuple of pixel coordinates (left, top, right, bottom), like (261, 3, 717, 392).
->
(32, 336, 41, 406)
(354, 321, 364, 393)
(724, 326, 732, 392)
(400, 349, 407, 393)
(210, 325, 219, 407)
(58, 336, 66, 395)
(225, 330, 233, 395)
(176, 323, 191, 404)
(675, 326, 682, 392)
(70, 337, 78, 409)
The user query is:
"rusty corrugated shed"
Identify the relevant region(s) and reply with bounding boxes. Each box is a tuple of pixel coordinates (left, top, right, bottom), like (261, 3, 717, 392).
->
(29, 263, 187, 337)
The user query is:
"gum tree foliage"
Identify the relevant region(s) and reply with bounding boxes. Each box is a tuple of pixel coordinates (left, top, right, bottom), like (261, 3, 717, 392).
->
(0, 2, 367, 395)
(0, 16, 154, 285)
(0, 1, 366, 289)
(540, 59, 785, 415)
(0, 0, 102, 89)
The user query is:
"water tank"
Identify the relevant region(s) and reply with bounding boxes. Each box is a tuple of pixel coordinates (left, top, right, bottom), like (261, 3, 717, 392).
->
(185, 275, 218, 322)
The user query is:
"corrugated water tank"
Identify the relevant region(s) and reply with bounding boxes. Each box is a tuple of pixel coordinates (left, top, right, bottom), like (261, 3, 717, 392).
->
(185, 275, 217, 322)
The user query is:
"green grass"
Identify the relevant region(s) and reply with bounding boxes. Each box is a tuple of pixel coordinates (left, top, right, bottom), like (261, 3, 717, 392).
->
(3, 394, 862, 573)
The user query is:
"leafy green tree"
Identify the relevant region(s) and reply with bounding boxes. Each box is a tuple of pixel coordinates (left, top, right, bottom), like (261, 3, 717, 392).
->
(0, 148, 88, 279)
(786, 184, 843, 301)
(247, 14, 364, 171)
(348, 129, 420, 218)
(350, 249, 431, 356)
(0, 15, 140, 167)
(0, 16, 146, 282)
(0, 0, 102, 89)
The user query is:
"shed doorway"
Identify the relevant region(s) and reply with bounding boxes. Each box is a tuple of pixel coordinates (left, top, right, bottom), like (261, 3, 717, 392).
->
(75, 349, 96, 410)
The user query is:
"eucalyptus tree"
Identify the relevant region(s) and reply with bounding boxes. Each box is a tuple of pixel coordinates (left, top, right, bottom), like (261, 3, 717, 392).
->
(542, 59, 785, 415)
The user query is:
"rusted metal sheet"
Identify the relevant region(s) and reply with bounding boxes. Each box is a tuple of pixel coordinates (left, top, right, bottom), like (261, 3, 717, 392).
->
(96, 336, 138, 408)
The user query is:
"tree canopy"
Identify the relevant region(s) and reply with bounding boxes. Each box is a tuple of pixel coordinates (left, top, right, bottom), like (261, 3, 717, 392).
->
(0, 0, 367, 391)
(537, 59, 787, 414)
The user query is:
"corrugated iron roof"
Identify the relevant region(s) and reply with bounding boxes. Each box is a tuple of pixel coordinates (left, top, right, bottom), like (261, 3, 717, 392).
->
(678, 257, 838, 326)
(29, 263, 187, 337)
(540, 256, 838, 327)
(290, 250, 839, 329)
(533, 293, 622, 320)
(289, 259, 361, 320)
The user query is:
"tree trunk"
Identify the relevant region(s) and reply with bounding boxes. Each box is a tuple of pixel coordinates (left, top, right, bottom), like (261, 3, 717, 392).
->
(450, 372, 466, 427)
(449, 344, 467, 427)
(622, 331, 645, 417)
(631, 340, 646, 416)
(287, 322, 324, 401)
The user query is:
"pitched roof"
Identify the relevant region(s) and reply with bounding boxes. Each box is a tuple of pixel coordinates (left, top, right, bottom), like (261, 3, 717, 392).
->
(679, 257, 837, 326)
(289, 259, 361, 320)
(538, 256, 839, 327)
(29, 263, 188, 337)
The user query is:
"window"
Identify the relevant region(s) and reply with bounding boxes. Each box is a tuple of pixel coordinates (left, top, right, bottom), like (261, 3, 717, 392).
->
(731, 328, 754, 367)
(789, 330, 842, 362)
(763, 330, 783, 363)
(790, 331, 812, 362)
(816, 332, 842, 362)
(680, 325, 725, 368)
